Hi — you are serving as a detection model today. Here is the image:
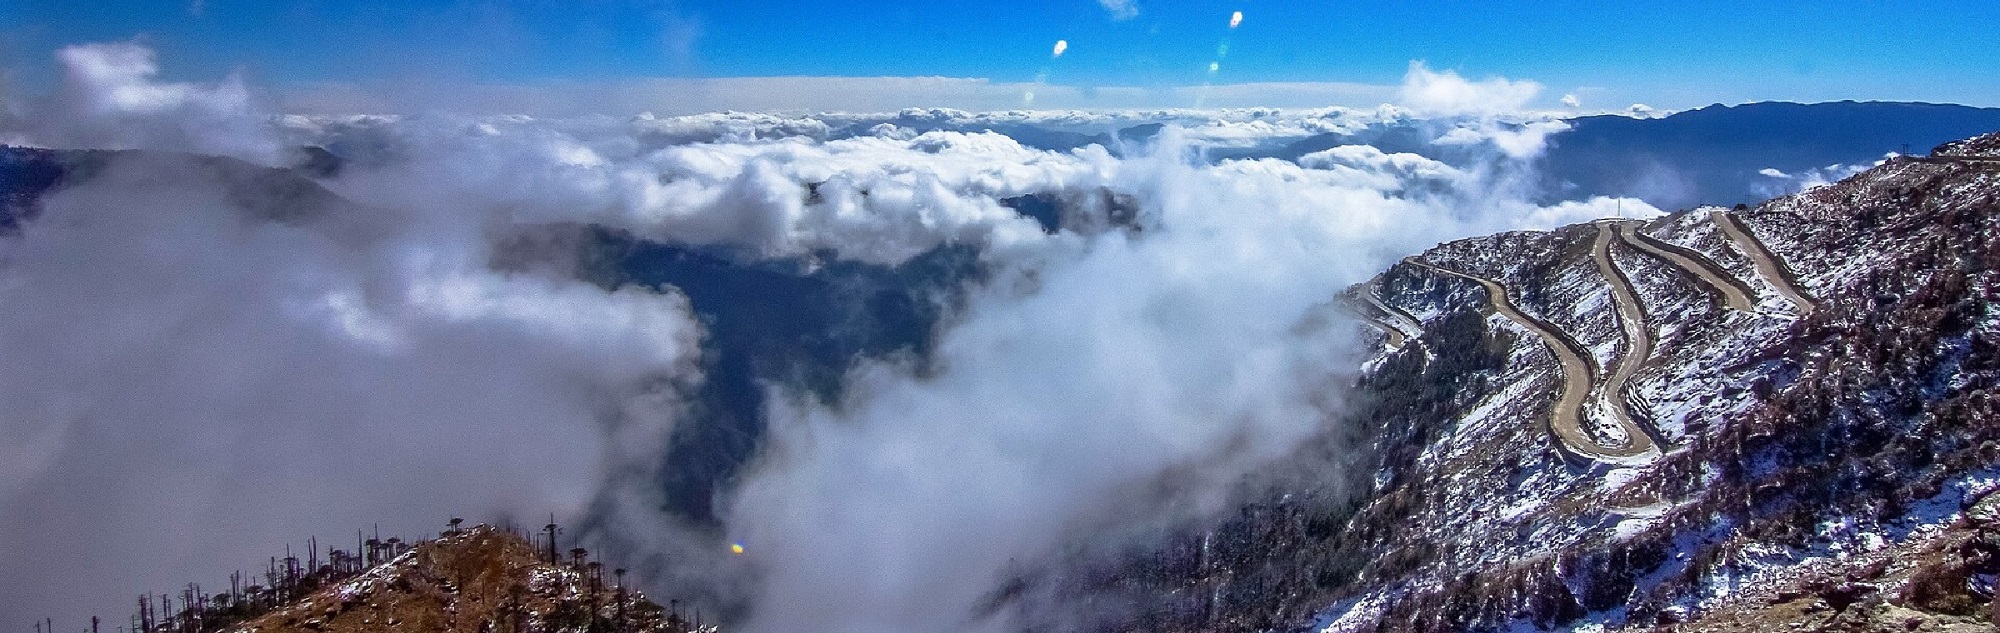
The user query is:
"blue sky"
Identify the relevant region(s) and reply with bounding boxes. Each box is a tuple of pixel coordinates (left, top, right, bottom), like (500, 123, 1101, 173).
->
(6, 0, 1999, 111)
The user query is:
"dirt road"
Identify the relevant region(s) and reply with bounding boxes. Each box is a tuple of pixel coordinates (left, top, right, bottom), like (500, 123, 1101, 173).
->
(1710, 210, 1817, 317)
(1591, 223, 1667, 453)
(1404, 257, 1656, 460)
(1611, 220, 1758, 313)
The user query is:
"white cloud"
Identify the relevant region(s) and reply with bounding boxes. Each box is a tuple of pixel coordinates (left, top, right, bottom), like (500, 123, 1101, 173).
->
(1752, 158, 1884, 198)
(25, 42, 281, 163)
(707, 128, 1631, 631)
(1430, 117, 1572, 159)
(727, 135, 1413, 633)
(1561, 93, 1581, 108)
(1396, 61, 1543, 117)
(1, 42, 1617, 630)
(0, 155, 700, 623)
(0, 45, 703, 622)
(1520, 196, 1663, 230)
(1097, 0, 1140, 20)
(1625, 103, 1665, 119)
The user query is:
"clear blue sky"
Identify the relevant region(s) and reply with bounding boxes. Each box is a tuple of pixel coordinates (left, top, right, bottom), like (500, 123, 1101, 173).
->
(6, 0, 1999, 109)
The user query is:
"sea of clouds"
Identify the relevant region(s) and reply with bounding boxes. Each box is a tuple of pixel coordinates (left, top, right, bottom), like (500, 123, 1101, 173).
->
(0, 42, 1658, 630)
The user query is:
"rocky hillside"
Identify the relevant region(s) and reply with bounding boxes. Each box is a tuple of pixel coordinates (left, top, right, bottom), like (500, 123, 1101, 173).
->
(111, 524, 715, 633)
(232, 525, 714, 633)
(1075, 133, 2000, 632)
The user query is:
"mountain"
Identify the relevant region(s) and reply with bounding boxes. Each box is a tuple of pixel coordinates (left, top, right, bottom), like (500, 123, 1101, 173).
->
(1059, 134, 2000, 632)
(1254, 101, 2000, 211)
(122, 524, 717, 633)
(295, 100, 2000, 531)
(8, 120, 1998, 632)
(493, 223, 980, 524)
(1, 145, 369, 234)
(1536, 101, 2000, 209)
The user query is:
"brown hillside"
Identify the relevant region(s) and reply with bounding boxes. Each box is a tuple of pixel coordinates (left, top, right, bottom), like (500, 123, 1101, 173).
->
(232, 526, 713, 633)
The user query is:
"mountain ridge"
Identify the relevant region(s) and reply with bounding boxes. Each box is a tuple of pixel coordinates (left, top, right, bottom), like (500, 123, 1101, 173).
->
(1080, 130, 2000, 632)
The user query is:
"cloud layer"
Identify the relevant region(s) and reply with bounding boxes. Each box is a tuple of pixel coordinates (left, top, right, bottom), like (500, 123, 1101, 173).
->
(0, 42, 1634, 630)
(0, 45, 701, 624)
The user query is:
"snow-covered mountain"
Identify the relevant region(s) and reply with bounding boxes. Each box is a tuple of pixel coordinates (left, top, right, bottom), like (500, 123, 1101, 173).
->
(1065, 133, 2000, 632)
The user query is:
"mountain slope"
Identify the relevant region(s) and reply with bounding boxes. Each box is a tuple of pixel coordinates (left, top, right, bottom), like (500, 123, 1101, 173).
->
(1067, 132, 2000, 633)
(1252, 101, 2000, 210)
(195, 526, 715, 633)
(1537, 101, 2000, 209)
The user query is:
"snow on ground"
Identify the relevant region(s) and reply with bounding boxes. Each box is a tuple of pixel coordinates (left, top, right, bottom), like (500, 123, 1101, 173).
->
(1312, 586, 1399, 633)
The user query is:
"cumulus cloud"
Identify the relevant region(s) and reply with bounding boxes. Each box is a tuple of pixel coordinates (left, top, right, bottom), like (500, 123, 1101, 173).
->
(1520, 195, 1663, 230)
(1397, 61, 1543, 117)
(1624, 103, 1666, 119)
(21, 42, 282, 163)
(297, 117, 1080, 266)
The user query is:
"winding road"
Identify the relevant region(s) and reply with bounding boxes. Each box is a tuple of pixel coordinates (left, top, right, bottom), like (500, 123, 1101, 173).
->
(1349, 284, 1426, 351)
(1358, 312, 1409, 349)
(1403, 257, 1657, 460)
(1591, 223, 1667, 453)
(1609, 220, 1758, 313)
(1382, 210, 1820, 463)
(1710, 210, 1818, 317)
(1364, 294, 1423, 348)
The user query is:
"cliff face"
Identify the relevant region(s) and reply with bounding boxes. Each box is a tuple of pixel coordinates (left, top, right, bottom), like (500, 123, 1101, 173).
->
(1074, 133, 2000, 633)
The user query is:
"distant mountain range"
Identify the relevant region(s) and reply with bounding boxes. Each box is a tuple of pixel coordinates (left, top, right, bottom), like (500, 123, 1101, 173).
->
(1245, 101, 2000, 210)
(1536, 101, 2000, 209)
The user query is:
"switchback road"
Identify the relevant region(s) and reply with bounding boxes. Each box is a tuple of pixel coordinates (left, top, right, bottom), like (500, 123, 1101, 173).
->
(1404, 257, 1656, 460)
(1611, 220, 1758, 313)
(1710, 210, 1817, 317)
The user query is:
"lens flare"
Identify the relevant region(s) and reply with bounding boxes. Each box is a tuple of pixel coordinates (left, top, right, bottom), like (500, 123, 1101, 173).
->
(1229, 11, 1243, 28)
(730, 542, 746, 555)
(1052, 39, 1068, 58)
